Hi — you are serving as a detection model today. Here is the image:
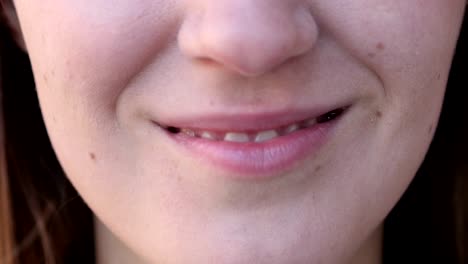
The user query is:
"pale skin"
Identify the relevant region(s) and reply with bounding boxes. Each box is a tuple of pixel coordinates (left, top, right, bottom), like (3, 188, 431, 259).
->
(4, 0, 467, 263)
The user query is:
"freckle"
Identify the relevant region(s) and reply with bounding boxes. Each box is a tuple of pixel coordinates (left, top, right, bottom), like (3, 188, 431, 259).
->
(175, 174, 182, 183)
(314, 165, 322, 173)
(42, 74, 48, 83)
(89, 152, 96, 161)
(436, 73, 441, 80)
(376, 42, 385, 51)
(370, 110, 382, 124)
(376, 111, 382, 118)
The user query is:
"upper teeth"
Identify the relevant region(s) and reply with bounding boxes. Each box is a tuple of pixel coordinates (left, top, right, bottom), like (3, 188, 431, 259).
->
(176, 117, 318, 143)
(224, 132, 250, 142)
(254, 130, 278, 142)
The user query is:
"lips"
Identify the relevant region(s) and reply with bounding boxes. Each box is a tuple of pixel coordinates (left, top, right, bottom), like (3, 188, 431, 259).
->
(152, 105, 350, 177)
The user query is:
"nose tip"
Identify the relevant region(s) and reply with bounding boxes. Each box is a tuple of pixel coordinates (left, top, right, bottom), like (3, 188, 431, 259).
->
(178, 2, 319, 77)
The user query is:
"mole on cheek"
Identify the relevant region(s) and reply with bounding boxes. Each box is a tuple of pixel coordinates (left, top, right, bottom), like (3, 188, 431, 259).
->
(314, 165, 322, 173)
(376, 111, 382, 118)
(89, 152, 97, 161)
(370, 110, 382, 124)
(376, 42, 385, 50)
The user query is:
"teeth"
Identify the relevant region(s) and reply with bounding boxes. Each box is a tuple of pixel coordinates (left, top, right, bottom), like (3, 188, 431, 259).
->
(284, 124, 299, 134)
(255, 130, 279, 142)
(179, 121, 308, 142)
(181, 128, 196, 137)
(224, 132, 250, 142)
(200, 131, 216, 140)
(169, 108, 346, 142)
(175, 118, 316, 142)
(304, 118, 317, 127)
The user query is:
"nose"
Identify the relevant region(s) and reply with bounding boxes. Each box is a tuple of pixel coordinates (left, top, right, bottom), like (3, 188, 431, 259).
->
(178, 1, 319, 77)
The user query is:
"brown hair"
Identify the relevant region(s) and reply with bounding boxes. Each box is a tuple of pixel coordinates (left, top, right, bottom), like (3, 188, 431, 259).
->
(382, 13, 468, 263)
(0, 4, 467, 264)
(0, 1, 14, 262)
(0, 2, 94, 263)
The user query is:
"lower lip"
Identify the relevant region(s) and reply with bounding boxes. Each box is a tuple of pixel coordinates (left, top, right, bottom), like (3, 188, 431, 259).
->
(162, 116, 343, 179)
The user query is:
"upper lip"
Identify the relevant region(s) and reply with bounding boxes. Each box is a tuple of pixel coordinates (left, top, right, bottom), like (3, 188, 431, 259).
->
(153, 103, 350, 132)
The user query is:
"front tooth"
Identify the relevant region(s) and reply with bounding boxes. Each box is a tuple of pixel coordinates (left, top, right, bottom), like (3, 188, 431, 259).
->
(284, 124, 299, 134)
(224, 132, 250, 142)
(254, 130, 278, 142)
(304, 118, 317, 127)
(201, 131, 216, 140)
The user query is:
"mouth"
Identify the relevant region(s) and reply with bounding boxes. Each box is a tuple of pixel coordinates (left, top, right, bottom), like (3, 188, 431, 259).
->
(153, 106, 350, 178)
(160, 107, 346, 142)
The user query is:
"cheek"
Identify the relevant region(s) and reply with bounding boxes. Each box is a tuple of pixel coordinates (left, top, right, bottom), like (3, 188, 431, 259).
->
(16, 0, 180, 123)
(336, 1, 463, 126)
(10, 1, 183, 216)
